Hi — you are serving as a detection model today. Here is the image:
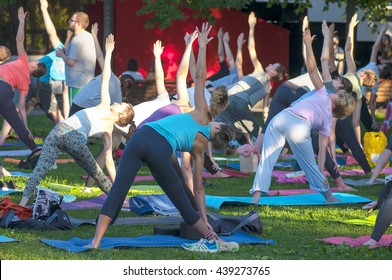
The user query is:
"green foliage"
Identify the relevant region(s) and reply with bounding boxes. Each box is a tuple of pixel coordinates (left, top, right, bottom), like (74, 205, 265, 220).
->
(0, 0, 389, 31)
(136, 0, 251, 29)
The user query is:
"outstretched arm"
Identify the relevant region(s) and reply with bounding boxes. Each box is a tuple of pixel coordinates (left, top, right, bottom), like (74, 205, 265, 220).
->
(302, 16, 309, 69)
(248, 12, 263, 73)
(371, 23, 388, 63)
(328, 22, 338, 74)
(40, 0, 61, 49)
(91, 23, 104, 70)
(193, 23, 213, 116)
(321, 20, 332, 82)
(153, 40, 167, 96)
(16, 7, 27, 57)
(97, 34, 115, 109)
(223, 32, 235, 70)
(236, 32, 245, 79)
(303, 27, 323, 90)
(176, 31, 198, 106)
(345, 13, 358, 73)
(188, 48, 197, 82)
(217, 28, 225, 63)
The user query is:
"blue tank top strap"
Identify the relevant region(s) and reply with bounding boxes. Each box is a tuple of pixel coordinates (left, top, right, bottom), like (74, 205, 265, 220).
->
(146, 114, 210, 152)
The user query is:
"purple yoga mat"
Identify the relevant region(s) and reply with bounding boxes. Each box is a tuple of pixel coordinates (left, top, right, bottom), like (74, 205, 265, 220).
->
(319, 234, 392, 248)
(62, 194, 129, 210)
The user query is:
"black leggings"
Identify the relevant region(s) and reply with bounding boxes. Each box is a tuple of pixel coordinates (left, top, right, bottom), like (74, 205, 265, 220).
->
(360, 96, 378, 132)
(371, 181, 392, 241)
(0, 81, 38, 151)
(335, 117, 371, 173)
(69, 103, 85, 117)
(207, 61, 229, 82)
(100, 126, 200, 225)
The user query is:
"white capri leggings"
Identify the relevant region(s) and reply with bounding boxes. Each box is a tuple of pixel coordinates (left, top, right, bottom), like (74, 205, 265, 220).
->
(250, 110, 329, 195)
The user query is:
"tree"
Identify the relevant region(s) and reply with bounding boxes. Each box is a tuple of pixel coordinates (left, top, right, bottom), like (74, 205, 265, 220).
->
(137, 0, 390, 31)
(0, 0, 389, 31)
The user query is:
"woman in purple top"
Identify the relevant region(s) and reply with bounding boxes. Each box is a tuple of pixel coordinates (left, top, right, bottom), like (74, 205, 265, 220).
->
(251, 22, 357, 203)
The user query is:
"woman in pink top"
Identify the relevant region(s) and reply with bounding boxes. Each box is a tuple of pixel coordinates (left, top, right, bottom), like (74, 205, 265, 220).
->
(250, 22, 357, 203)
(0, 7, 47, 151)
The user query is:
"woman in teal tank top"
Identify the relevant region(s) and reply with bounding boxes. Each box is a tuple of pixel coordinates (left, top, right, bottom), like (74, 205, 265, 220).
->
(87, 23, 240, 253)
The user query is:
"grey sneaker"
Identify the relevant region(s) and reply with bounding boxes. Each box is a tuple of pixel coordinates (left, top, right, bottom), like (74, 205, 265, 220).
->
(182, 238, 239, 253)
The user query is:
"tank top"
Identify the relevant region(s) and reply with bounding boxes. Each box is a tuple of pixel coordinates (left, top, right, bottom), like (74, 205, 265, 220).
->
(62, 107, 106, 138)
(146, 113, 210, 152)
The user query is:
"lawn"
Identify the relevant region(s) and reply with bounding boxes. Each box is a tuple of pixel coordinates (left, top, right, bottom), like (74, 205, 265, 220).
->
(0, 111, 391, 260)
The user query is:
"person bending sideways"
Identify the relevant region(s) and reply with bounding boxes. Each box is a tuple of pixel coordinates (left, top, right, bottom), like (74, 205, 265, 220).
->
(86, 23, 239, 253)
(19, 35, 134, 207)
(251, 22, 357, 203)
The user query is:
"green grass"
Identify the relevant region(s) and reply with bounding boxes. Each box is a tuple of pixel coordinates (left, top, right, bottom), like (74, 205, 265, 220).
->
(0, 113, 391, 260)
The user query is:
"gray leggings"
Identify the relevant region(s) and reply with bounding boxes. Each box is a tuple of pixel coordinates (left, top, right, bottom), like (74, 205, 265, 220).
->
(371, 181, 392, 241)
(0, 81, 38, 151)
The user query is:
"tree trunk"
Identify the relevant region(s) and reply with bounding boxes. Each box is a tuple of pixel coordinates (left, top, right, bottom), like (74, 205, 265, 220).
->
(103, 0, 114, 48)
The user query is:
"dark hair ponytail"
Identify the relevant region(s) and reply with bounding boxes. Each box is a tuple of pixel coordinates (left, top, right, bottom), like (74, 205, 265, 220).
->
(125, 121, 136, 143)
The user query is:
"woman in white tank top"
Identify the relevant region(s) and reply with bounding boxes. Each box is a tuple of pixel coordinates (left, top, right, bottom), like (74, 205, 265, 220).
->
(19, 35, 135, 206)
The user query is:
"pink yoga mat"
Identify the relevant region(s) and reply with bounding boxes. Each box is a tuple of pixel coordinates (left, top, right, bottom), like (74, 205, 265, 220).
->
(272, 168, 377, 185)
(319, 234, 392, 248)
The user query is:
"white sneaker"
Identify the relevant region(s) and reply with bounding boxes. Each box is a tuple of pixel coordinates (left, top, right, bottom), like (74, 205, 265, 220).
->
(49, 162, 57, 170)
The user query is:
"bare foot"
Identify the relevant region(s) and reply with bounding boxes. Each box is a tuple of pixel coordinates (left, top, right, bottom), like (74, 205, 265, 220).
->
(321, 191, 342, 203)
(84, 241, 100, 249)
(252, 191, 261, 203)
(212, 171, 230, 178)
(334, 177, 357, 192)
(337, 185, 357, 192)
(83, 186, 92, 193)
(362, 200, 377, 210)
(0, 166, 12, 177)
(363, 238, 379, 249)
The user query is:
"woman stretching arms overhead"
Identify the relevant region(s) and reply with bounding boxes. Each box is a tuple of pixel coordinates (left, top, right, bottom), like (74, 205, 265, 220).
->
(87, 23, 239, 253)
(19, 34, 134, 206)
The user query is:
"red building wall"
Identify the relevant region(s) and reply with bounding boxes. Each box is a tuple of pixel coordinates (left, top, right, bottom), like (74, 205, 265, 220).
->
(89, 0, 289, 81)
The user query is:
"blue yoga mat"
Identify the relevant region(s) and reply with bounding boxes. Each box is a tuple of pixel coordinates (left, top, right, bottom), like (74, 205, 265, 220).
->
(205, 193, 372, 209)
(9, 171, 31, 177)
(228, 162, 240, 170)
(0, 235, 19, 243)
(0, 189, 21, 196)
(41, 231, 274, 253)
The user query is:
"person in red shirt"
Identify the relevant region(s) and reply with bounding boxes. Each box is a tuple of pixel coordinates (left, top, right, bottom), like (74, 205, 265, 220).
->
(0, 7, 46, 151)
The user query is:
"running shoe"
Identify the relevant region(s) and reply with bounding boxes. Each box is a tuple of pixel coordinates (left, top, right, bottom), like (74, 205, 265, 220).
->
(182, 238, 239, 253)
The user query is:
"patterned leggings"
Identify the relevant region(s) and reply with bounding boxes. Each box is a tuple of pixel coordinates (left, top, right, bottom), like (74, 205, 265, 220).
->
(23, 122, 111, 199)
(380, 99, 392, 135)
